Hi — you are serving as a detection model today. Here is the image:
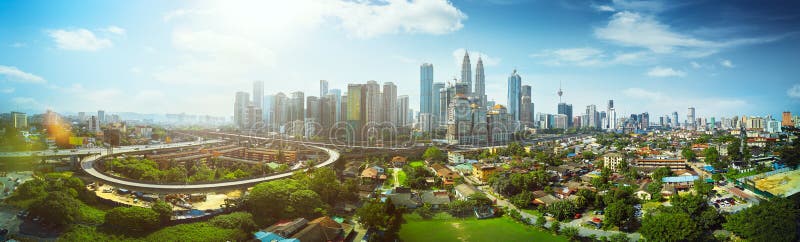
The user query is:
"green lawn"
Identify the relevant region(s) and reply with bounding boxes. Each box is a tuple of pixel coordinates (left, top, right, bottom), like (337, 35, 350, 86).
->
(409, 161, 425, 168)
(397, 170, 408, 186)
(521, 208, 541, 217)
(400, 213, 567, 242)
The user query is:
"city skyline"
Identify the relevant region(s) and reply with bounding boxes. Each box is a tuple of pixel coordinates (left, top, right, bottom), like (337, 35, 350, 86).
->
(1, 0, 799, 118)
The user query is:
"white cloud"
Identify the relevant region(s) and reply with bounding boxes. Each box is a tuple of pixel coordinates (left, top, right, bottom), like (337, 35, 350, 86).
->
(47, 28, 112, 51)
(10, 42, 25, 48)
(0, 65, 46, 84)
(623, 87, 666, 101)
(647, 66, 686, 77)
(333, 0, 467, 38)
(0, 87, 14, 94)
(610, 0, 664, 12)
(12, 97, 39, 107)
(788, 84, 800, 99)
(452, 48, 500, 67)
(720, 59, 734, 68)
(532, 48, 605, 66)
(595, 11, 713, 53)
(690, 61, 702, 69)
(103, 26, 126, 36)
(531, 48, 651, 67)
(594, 5, 616, 12)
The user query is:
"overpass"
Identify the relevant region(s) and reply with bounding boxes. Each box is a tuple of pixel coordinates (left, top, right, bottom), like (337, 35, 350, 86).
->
(75, 135, 339, 193)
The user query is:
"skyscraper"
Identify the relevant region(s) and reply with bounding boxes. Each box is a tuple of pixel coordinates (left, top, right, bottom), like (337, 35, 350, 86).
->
(687, 107, 696, 128)
(420, 63, 434, 115)
(273, 92, 288, 131)
(606, 100, 614, 129)
(263, 94, 274, 129)
(520, 85, 532, 124)
(290, 91, 304, 122)
(347, 84, 365, 140)
(672, 111, 679, 128)
(432, 82, 445, 125)
(558, 103, 573, 128)
(329, 89, 342, 122)
(460, 51, 472, 95)
(98, 110, 105, 124)
(11, 112, 27, 129)
(365, 80, 382, 123)
(234, 92, 249, 128)
(474, 56, 485, 107)
(507, 69, 521, 121)
(586, 104, 598, 128)
(253, 80, 264, 109)
(397, 95, 409, 127)
(319, 80, 328, 98)
(383, 82, 397, 124)
(783, 111, 794, 127)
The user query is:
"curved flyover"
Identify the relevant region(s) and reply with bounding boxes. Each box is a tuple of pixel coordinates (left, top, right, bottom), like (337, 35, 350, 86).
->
(80, 136, 340, 193)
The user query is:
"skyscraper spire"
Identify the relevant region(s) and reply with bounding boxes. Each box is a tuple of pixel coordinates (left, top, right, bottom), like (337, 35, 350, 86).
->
(557, 81, 564, 103)
(460, 50, 472, 96)
(474, 55, 485, 107)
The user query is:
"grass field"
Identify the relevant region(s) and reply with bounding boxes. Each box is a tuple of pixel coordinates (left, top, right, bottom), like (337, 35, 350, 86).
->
(409, 161, 425, 168)
(397, 170, 407, 186)
(399, 213, 567, 242)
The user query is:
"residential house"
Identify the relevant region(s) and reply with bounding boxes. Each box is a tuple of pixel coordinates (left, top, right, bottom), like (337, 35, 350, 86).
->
(420, 190, 451, 209)
(360, 166, 386, 184)
(253, 231, 300, 242)
(292, 216, 353, 242)
(454, 184, 479, 200)
(448, 152, 465, 164)
(603, 153, 625, 172)
(472, 163, 499, 182)
(264, 218, 309, 238)
(431, 164, 460, 186)
(391, 156, 407, 168)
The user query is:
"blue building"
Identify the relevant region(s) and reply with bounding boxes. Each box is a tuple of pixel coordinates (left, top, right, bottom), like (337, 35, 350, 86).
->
(507, 69, 521, 121)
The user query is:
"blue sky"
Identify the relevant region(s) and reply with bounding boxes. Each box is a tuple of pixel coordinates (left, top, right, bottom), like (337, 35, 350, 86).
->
(1, 0, 799, 120)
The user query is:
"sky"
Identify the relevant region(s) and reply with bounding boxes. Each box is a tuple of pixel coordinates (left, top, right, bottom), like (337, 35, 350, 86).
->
(1, 0, 799, 121)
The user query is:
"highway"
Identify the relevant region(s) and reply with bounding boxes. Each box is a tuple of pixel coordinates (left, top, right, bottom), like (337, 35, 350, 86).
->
(76, 135, 339, 193)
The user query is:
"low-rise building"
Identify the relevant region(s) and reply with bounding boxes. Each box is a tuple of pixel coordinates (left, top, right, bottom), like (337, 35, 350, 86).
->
(603, 153, 625, 172)
(454, 183, 479, 200)
(472, 163, 499, 182)
(633, 158, 687, 170)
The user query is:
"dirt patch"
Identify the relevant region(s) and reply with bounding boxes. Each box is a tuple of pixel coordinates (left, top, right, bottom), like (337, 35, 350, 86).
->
(754, 170, 800, 197)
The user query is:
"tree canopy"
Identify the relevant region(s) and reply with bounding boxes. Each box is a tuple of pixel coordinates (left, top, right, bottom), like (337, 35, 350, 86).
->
(723, 198, 798, 242)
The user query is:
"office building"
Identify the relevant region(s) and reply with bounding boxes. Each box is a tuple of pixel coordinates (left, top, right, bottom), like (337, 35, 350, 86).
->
(319, 80, 328, 98)
(234, 92, 249, 128)
(273, 92, 288, 132)
(432, 82, 445, 125)
(365, 80, 382, 123)
(263, 94, 274, 128)
(520, 85, 532, 125)
(687, 107, 696, 128)
(586, 104, 599, 128)
(507, 69, 521, 121)
(397, 95, 409, 127)
(783, 111, 794, 127)
(329, 89, 342, 122)
(11, 112, 27, 129)
(460, 51, 472, 96)
(420, 63, 434, 114)
(558, 103, 573, 128)
(253, 80, 264, 109)
(383, 82, 397, 124)
(289, 92, 304, 122)
(672, 111, 679, 128)
(98, 110, 105, 124)
(347, 84, 365, 141)
(474, 56, 486, 107)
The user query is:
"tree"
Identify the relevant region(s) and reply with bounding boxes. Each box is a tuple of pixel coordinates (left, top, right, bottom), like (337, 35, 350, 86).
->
(608, 233, 630, 242)
(415, 203, 434, 219)
(561, 226, 580, 241)
(467, 193, 493, 207)
(303, 168, 341, 205)
(693, 179, 713, 196)
(422, 146, 445, 162)
(245, 179, 305, 225)
(535, 214, 546, 228)
(546, 200, 577, 221)
(723, 198, 798, 242)
(29, 191, 79, 227)
(651, 167, 672, 181)
(780, 139, 800, 168)
(105, 206, 160, 234)
(640, 212, 698, 242)
(510, 191, 535, 208)
(356, 201, 391, 229)
(288, 189, 327, 219)
(681, 147, 696, 161)
(151, 200, 173, 224)
(605, 200, 634, 229)
(209, 212, 257, 233)
(550, 221, 561, 234)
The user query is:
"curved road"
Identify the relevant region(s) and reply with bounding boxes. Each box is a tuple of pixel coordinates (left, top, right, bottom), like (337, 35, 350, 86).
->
(79, 136, 340, 193)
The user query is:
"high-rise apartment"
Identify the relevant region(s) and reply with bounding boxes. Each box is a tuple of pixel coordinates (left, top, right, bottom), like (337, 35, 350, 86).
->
(420, 63, 434, 115)
(507, 69, 521, 121)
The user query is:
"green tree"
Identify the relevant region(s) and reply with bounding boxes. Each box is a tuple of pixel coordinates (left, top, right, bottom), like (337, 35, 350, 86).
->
(28, 191, 80, 227)
(356, 201, 391, 229)
(650, 167, 672, 181)
(303, 167, 341, 205)
(723, 198, 798, 242)
(545, 200, 577, 221)
(605, 200, 634, 229)
(245, 179, 304, 225)
(535, 214, 546, 228)
(681, 147, 696, 161)
(105, 206, 160, 234)
(151, 200, 173, 224)
(209, 212, 258, 233)
(415, 203, 434, 219)
(640, 212, 698, 242)
(550, 220, 561, 234)
(608, 233, 631, 242)
(422, 146, 445, 162)
(561, 226, 580, 241)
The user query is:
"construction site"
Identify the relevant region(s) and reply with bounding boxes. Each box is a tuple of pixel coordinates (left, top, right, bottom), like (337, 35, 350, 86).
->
(754, 169, 800, 198)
